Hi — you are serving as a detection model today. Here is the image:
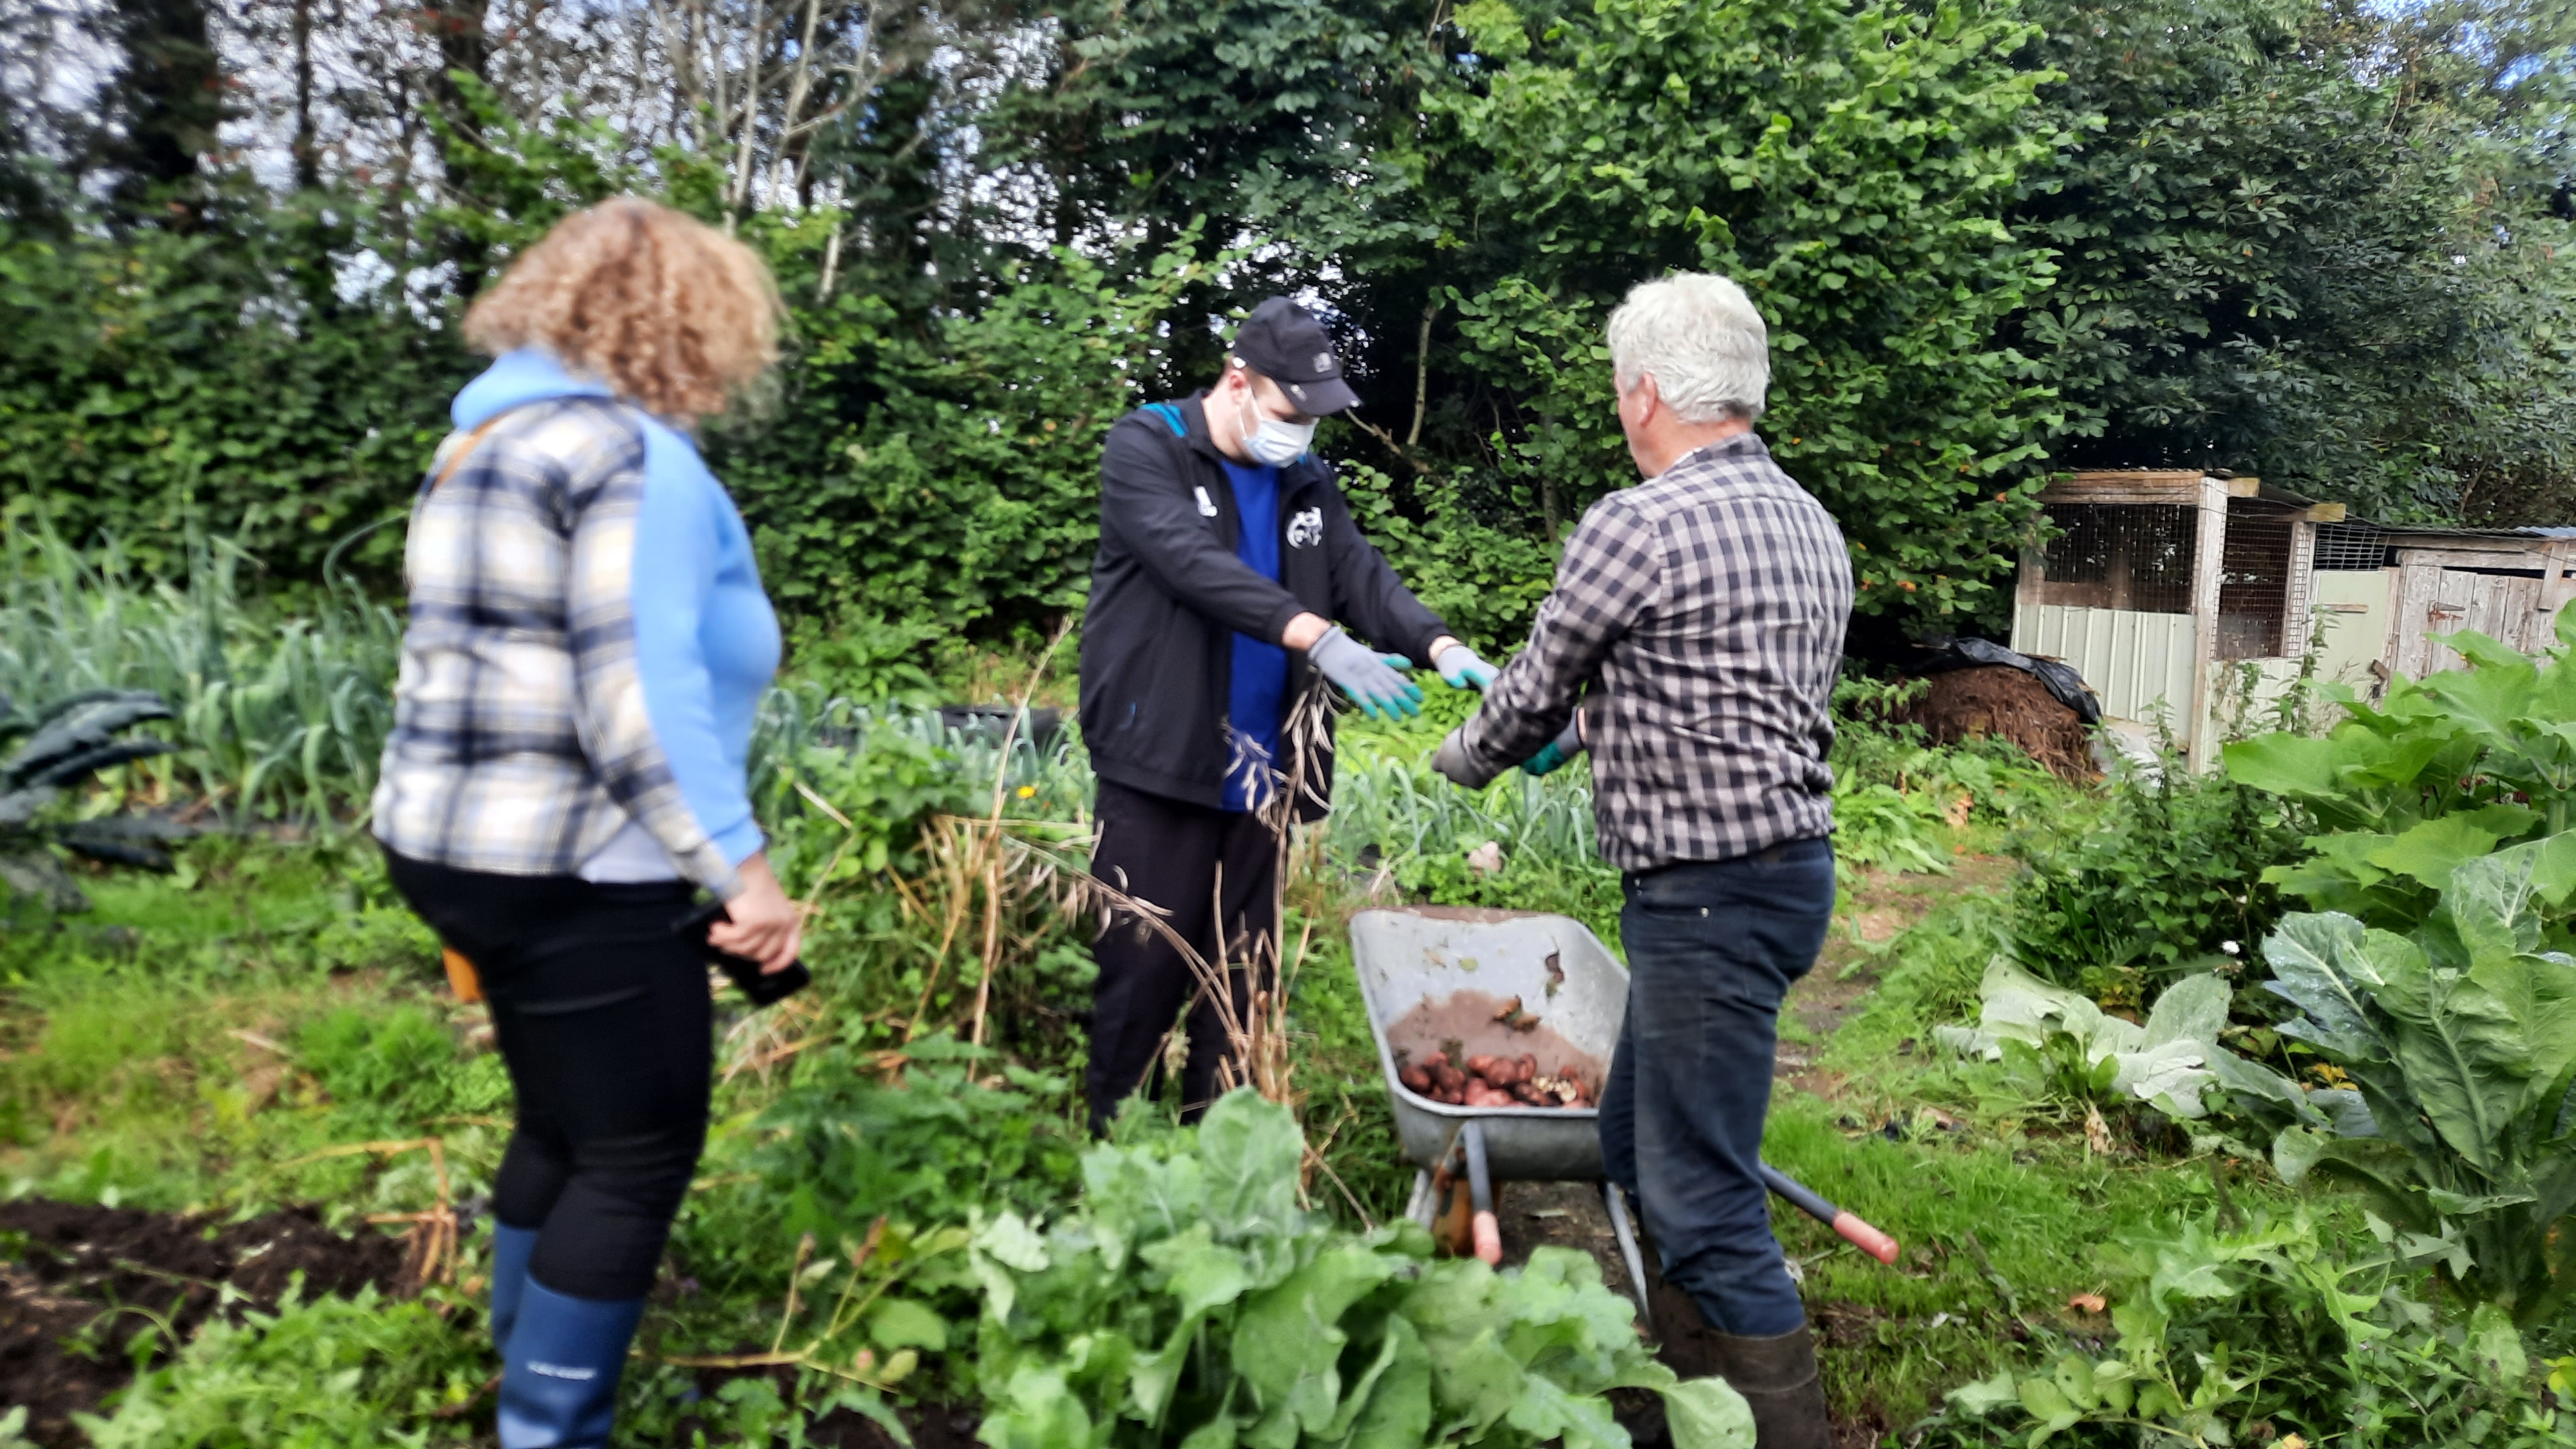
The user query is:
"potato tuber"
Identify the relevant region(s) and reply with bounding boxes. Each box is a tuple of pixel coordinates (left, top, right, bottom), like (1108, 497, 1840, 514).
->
(1399, 1065, 1432, 1094)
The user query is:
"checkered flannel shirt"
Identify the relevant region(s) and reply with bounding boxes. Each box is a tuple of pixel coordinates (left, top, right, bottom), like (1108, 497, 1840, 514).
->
(370, 400, 741, 893)
(1457, 431, 1853, 871)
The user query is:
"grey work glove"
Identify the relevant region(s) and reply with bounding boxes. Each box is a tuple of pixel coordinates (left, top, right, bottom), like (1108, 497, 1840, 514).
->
(1521, 710, 1588, 777)
(1309, 626, 1423, 720)
(1432, 641, 1499, 691)
(1431, 729, 1501, 789)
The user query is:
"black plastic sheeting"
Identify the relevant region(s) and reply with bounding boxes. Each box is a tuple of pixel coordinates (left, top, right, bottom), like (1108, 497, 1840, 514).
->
(1905, 636, 2102, 725)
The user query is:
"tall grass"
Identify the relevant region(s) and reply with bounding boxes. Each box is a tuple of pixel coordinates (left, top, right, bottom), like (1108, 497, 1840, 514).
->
(0, 521, 402, 825)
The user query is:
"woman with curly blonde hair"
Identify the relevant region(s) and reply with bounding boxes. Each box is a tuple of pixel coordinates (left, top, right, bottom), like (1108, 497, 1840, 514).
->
(372, 197, 794, 1448)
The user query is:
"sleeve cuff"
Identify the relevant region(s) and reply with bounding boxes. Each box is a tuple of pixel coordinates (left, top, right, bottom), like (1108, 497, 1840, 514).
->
(1265, 598, 1309, 649)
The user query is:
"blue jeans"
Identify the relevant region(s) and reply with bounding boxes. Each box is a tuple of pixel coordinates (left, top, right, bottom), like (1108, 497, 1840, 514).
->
(1600, 838, 1836, 1337)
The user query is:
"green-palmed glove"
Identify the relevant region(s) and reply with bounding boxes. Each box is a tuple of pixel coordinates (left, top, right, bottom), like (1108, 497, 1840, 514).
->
(1521, 713, 1587, 777)
(1309, 627, 1423, 720)
(1432, 642, 1499, 691)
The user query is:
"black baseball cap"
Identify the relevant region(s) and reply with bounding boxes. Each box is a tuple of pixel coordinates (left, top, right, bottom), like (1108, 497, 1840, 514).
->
(1229, 297, 1361, 415)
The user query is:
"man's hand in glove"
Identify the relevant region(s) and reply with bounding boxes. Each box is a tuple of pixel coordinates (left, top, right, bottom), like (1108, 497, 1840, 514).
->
(1522, 710, 1587, 777)
(1431, 730, 1502, 790)
(1431, 640, 1499, 692)
(1309, 627, 1424, 720)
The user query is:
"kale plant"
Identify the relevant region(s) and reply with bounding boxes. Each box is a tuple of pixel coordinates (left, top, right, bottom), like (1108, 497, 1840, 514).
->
(0, 688, 187, 910)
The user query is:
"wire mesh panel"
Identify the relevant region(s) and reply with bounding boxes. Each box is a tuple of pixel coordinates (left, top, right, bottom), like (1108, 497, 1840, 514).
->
(2217, 503, 2298, 659)
(2314, 523, 2390, 571)
(2032, 504, 2197, 613)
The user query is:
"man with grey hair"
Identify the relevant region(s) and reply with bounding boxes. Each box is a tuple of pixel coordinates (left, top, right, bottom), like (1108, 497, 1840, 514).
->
(1430, 273, 1852, 1448)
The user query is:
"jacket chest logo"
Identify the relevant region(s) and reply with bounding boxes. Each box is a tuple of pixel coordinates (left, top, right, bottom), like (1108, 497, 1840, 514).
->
(1193, 486, 1219, 518)
(1286, 507, 1323, 548)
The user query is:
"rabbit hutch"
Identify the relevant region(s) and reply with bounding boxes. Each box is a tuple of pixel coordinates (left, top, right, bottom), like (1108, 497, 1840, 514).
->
(2010, 471, 2576, 768)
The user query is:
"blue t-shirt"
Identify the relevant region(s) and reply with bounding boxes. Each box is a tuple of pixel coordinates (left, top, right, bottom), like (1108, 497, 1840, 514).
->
(1222, 458, 1289, 811)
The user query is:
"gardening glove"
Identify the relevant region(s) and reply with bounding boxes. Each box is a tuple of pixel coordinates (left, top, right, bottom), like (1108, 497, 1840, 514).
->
(1309, 627, 1424, 720)
(1432, 641, 1500, 692)
(1521, 712, 1587, 777)
(1432, 729, 1501, 790)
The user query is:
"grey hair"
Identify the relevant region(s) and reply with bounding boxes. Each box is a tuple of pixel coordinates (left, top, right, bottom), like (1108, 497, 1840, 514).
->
(1605, 273, 1769, 424)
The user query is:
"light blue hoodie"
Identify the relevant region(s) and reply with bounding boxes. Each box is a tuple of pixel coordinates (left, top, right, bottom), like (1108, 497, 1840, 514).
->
(405, 347, 779, 884)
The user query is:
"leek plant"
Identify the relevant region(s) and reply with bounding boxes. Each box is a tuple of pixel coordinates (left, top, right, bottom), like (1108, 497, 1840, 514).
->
(0, 520, 400, 826)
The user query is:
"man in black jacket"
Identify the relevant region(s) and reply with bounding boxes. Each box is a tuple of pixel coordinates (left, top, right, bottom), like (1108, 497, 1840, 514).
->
(1080, 298, 1496, 1132)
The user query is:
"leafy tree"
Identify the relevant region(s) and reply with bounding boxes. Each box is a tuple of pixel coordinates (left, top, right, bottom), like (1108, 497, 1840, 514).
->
(1367, 0, 2070, 626)
(2009, 0, 2576, 521)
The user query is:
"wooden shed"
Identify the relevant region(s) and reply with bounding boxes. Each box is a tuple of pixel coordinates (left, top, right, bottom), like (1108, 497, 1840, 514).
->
(2011, 472, 2576, 768)
(2314, 523, 2576, 680)
(2009, 471, 2342, 769)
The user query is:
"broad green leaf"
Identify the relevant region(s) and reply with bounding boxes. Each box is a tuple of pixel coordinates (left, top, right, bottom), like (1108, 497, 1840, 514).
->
(1332, 1315, 1435, 1449)
(1141, 1224, 1253, 1318)
(1198, 1091, 1306, 1244)
(2272, 1125, 2329, 1186)
(2262, 914, 2400, 1061)
(866, 1296, 950, 1352)
(2224, 732, 2346, 801)
(2369, 815, 2504, 890)
(984, 1366, 1103, 1449)
(2470, 1302, 2530, 1383)
(1232, 1244, 1400, 1432)
(1506, 1373, 1629, 1449)
(2142, 974, 2231, 1048)
(1940, 1370, 2020, 1417)
(1425, 1327, 1525, 1437)
(2378, 955, 2533, 1173)
(1659, 1378, 1756, 1449)
(1175, 1414, 1236, 1449)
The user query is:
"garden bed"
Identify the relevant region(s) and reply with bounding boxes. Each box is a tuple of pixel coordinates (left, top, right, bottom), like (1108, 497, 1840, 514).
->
(0, 1198, 409, 1445)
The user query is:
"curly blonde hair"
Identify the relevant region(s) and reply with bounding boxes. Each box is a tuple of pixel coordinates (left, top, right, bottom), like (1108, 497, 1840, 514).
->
(463, 198, 781, 426)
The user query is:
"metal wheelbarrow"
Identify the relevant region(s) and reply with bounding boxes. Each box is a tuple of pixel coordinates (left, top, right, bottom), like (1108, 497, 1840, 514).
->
(1350, 906, 1899, 1311)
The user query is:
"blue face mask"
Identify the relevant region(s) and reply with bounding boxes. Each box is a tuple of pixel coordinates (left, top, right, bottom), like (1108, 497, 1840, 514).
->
(1236, 385, 1316, 466)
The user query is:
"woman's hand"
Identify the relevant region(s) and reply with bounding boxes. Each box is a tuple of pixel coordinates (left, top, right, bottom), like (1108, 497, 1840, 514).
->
(710, 852, 803, 973)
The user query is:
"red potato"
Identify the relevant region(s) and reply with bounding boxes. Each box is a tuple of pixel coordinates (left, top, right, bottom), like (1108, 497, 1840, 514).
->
(1517, 1054, 1537, 1082)
(1400, 1065, 1432, 1094)
(1465, 1054, 1499, 1077)
(1419, 1050, 1451, 1072)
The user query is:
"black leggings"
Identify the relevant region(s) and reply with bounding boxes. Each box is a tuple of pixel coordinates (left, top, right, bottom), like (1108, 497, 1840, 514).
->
(383, 848, 710, 1301)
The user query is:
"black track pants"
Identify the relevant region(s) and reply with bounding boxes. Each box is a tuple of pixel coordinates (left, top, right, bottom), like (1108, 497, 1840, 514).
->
(381, 848, 709, 1302)
(1084, 779, 1280, 1133)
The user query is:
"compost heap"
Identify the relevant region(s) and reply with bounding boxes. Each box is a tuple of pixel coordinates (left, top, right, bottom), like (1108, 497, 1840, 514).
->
(1388, 988, 1600, 1109)
(1897, 665, 2097, 781)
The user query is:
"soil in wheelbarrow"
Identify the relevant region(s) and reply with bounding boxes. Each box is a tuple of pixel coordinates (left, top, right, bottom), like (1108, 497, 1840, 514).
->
(1385, 988, 1603, 1106)
(0, 1197, 410, 1446)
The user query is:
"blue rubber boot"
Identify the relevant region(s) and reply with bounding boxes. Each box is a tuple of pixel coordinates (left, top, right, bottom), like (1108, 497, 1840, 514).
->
(497, 1278, 645, 1448)
(488, 1224, 540, 1352)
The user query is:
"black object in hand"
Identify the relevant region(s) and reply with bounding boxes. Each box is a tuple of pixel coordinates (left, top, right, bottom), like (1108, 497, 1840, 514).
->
(673, 900, 810, 1005)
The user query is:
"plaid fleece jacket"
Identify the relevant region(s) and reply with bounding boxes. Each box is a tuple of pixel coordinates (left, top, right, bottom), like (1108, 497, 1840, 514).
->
(1457, 431, 1853, 871)
(371, 374, 777, 895)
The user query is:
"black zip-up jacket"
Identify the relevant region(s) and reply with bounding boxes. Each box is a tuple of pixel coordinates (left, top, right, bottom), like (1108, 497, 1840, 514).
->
(1079, 392, 1452, 818)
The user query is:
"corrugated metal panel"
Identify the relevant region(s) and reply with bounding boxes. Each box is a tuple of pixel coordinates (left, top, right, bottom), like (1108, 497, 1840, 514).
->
(2012, 605, 2199, 733)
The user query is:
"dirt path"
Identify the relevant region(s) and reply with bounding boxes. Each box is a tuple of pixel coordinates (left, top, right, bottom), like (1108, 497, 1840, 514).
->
(1774, 855, 2012, 1097)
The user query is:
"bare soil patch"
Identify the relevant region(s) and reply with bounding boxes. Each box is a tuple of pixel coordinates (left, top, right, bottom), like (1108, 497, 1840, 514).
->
(0, 1197, 408, 1446)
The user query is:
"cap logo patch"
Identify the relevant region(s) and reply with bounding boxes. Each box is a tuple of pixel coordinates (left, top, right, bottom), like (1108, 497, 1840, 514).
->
(1314, 352, 1332, 373)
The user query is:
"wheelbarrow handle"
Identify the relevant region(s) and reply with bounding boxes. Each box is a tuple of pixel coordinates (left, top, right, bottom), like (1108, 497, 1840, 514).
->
(1760, 1161, 1900, 1265)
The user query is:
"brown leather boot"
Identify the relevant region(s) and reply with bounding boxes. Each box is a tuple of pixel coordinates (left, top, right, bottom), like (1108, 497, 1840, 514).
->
(1705, 1324, 1830, 1449)
(1639, 1249, 1829, 1449)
